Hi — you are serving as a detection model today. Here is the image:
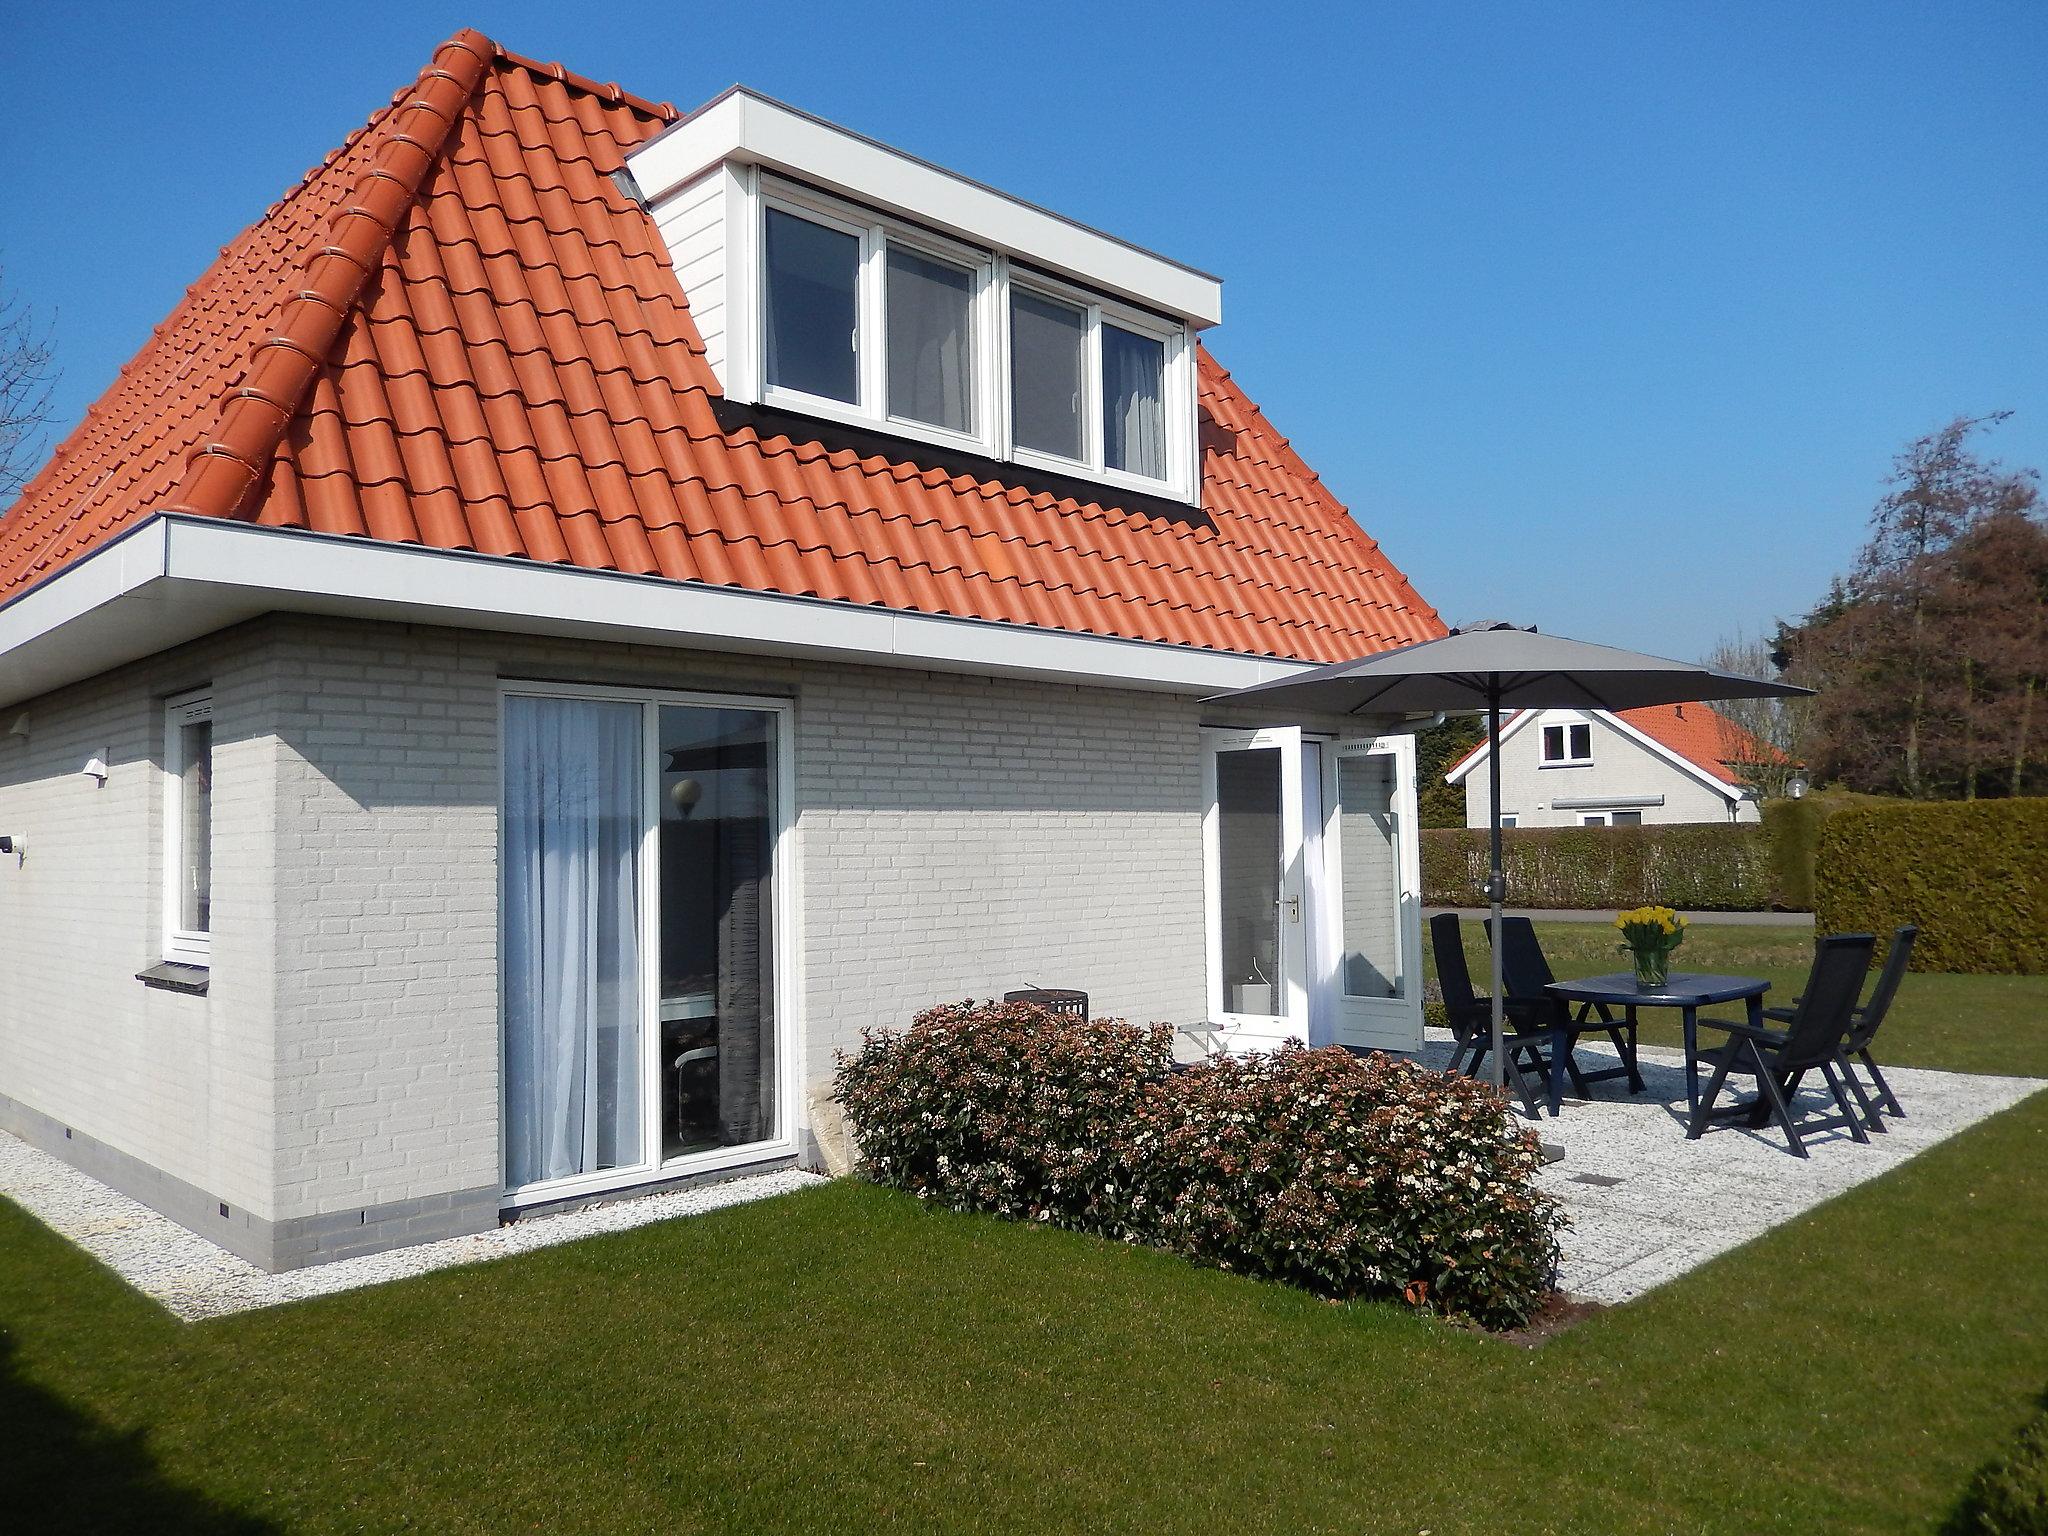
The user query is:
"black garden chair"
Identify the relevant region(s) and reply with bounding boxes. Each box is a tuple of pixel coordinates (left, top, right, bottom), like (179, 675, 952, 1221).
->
(1688, 931, 1878, 1157)
(1484, 914, 1646, 1100)
(1764, 925, 1916, 1126)
(1428, 912, 1552, 1116)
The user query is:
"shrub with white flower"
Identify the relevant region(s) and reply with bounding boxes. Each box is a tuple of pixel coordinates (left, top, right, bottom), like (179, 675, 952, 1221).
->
(834, 1001, 1565, 1330)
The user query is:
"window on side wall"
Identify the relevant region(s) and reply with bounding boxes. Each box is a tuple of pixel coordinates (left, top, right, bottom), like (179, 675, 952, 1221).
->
(1540, 721, 1592, 765)
(164, 692, 213, 965)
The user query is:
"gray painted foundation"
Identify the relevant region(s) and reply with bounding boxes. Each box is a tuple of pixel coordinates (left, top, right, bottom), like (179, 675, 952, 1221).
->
(0, 1091, 498, 1271)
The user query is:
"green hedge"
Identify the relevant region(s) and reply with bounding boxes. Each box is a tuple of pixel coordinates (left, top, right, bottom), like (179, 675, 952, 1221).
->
(1761, 798, 1824, 911)
(1421, 824, 1773, 911)
(1815, 800, 2048, 975)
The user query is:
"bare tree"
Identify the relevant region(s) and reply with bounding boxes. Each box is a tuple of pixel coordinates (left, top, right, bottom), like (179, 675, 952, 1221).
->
(1705, 630, 1808, 799)
(1854, 412, 2039, 796)
(0, 266, 57, 502)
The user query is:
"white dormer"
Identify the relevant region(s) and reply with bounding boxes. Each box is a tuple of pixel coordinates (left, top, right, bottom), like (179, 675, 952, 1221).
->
(626, 88, 1222, 504)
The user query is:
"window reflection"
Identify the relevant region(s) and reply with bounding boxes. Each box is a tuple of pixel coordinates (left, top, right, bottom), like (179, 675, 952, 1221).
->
(658, 706, 778, 1158)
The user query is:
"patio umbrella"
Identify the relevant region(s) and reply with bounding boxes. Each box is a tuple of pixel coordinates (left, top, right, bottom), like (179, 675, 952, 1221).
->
(1208, 623, 1812, 1103)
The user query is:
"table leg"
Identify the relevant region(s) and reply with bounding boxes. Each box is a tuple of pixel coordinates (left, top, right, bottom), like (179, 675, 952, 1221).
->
(1548, 1018, 1569, 1117)
(1684, 1004, 1700, 1120)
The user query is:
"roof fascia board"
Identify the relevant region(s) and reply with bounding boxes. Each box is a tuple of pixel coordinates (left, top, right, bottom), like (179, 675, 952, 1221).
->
(627, 88, 1222, 327)
(0, 516, 1317, 705)
(1443, 708, 1535, 784)
(0, 516, 169, 660)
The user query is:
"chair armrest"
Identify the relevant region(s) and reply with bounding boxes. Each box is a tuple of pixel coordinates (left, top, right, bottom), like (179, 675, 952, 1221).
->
(1695, 1015, 1789, 1047)
(1760, 1005, 1797, 1024)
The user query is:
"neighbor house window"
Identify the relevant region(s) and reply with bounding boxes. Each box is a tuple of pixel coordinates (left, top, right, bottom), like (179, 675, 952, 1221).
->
(753, 178, 1194, 499)
(163, 691, 213, 964)
(1541, 722, 1592, 764)
(1611, 809, 1644, 826)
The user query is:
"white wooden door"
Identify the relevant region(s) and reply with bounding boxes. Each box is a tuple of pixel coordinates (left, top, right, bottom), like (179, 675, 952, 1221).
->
(1201, 727, 1310, 1048)
(1318, 735, 1424, 1053)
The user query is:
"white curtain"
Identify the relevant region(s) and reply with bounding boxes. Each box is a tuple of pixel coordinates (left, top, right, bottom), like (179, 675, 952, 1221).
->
(886, 246, 974, 434)
(503, 696, 643, 1189)
(1102, 324, 1166, 479)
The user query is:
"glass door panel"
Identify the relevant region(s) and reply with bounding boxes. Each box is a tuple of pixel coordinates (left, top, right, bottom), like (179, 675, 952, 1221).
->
(1203, 727, 1307, 1041)
(1215, 745, 1287, 1016)
(1323, 737, 1423, 1053)
(502, 696, 646, 1191)
(1336, 753, 1401, 1000)
(657, 705, 779, 1161)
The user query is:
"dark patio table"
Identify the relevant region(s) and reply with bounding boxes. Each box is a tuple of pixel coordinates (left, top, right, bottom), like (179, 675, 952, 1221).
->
(1544, 972, 1771, 1119)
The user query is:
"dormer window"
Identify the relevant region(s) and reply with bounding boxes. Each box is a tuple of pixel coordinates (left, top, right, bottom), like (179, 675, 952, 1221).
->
(628, 89, 1220, 505)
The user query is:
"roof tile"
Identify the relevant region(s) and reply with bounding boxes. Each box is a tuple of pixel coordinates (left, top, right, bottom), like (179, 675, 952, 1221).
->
(0, 30, 1443, 663)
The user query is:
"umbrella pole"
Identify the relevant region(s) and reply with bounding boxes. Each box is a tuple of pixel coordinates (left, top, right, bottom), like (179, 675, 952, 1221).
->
(1485, 684, 1506, 1094)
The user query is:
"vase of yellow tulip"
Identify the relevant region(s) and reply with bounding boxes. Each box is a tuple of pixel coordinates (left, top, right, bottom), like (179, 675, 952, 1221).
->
(1615, 905, 1685, 990)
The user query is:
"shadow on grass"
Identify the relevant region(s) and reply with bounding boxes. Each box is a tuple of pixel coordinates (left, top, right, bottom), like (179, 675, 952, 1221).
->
(1940, 1384, 2048, 1536)
(0, 1334, 276, 1533)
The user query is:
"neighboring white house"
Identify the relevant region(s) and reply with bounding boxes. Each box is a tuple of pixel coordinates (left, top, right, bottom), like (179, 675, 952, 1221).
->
(0, 32, 1441, 1270)
(1445, 704, 1770, 828)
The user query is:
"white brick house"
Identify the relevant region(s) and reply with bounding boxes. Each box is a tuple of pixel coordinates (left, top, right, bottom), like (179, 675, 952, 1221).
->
(0, 33, 1443, 1267)
(1446, 704, 1769, 829)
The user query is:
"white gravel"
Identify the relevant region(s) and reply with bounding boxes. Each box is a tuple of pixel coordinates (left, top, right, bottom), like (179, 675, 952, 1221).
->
(6, 1042, 2037, 1322)
(0, 1134, 824, 1322)
(1423, 1035, 2045, 1304)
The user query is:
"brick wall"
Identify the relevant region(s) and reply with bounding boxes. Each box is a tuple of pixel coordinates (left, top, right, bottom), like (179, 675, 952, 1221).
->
(3, 611, 1353, 1261)
(0, 624, 281, 1221)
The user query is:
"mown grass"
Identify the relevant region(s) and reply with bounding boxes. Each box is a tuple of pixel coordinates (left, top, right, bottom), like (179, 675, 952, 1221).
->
(2, 923, 2043, 1533)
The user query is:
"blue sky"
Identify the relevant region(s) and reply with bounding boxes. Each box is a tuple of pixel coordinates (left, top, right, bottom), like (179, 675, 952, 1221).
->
(6, 1, 2042, 658)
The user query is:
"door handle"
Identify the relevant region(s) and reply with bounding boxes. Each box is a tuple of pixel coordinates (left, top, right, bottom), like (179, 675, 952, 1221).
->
(1278, 894, 1300, 923)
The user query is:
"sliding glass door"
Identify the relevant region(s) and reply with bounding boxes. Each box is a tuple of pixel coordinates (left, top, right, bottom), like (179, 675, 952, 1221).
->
(502, 697, 644, 1188)
(501, 687, 790, 1204)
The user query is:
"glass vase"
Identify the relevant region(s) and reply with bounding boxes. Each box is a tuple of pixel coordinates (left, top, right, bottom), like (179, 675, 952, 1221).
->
(1631, 948, 1671, 990)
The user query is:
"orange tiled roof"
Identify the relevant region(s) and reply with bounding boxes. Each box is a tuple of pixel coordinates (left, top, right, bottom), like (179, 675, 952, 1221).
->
(0, 31, 1443, 662)
(1615, 703, 1775, 785)
(1446, 703, 1775, 785)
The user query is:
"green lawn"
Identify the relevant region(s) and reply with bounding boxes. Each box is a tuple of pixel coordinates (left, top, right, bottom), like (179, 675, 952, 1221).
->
(3, 926, 2045, 1533)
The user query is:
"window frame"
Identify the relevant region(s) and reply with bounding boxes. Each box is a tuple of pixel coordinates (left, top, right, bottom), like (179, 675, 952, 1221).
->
(1008, 265, 1192, 500)
(757, 179, 1000, 459)
(1539, 718, 1594, 767)
(747, 174, 1196, 502)
(162, 689, 214, 966)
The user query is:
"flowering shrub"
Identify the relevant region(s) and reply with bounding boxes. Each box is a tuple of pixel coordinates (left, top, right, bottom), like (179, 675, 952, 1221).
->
(832, 1000, 1173, 1240)
(835, 1001, 1564, 1330)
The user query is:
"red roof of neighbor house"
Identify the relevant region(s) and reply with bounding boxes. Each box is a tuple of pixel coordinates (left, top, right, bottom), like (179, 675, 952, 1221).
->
(1445, 703, 1776, 787)
(0, 31, 1443, 663)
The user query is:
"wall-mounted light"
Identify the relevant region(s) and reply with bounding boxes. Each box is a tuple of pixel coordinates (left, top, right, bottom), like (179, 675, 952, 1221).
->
(82, 751, 110, 786)
(668, 777, 703, 814)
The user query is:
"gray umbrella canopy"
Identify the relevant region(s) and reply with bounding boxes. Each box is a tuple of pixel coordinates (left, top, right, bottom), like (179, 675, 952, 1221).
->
(1207, 623, 1811, 1110)
(1216, 623, 1810, 717)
